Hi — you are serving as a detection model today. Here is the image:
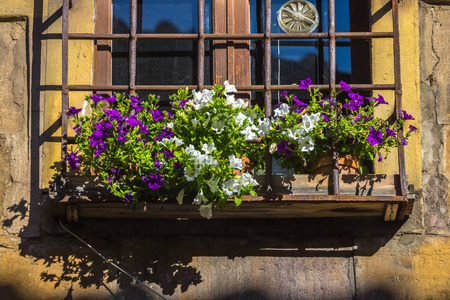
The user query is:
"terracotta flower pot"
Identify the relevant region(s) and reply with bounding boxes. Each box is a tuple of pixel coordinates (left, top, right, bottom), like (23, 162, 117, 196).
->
(311, 154, 361, 175)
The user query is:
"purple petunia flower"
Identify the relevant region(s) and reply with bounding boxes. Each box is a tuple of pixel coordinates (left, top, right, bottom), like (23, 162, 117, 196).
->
(151, 152, 158, 159)
(378, 153, 383, 162)
(298, 78, 313, 90)
(73, 124, 82, 135)
(367, 127, 384, 146)
(293, 108, 305, 114)
(352, 114, 360, 125)
(293, 96, 307, 107)
(178, 99, 189, 108)
(130, 95, 143, 112)
(67, 151, 81, 170)
(117, 134, 128, 143)
(108, 168, 121, 184)
(67, 106, 82, 116)
(90, 94, 104, 103)
(274, 102, 282, 108)
(105, 109, 124, 122)
(160, 127, 174, 138)
(277, 140, 296, 158)
(401, 138, 408, 146)
(339, 81, 352, 93)
(154, 160, 162, 169)
(368, 94, 388, 106)
(162, 150, 176, 159)
(173, 161, 183, 171)
(144, 173, 165, 191)
(105, 96, 116, 104)
(364, 115, 371, 122)
(402, 110, 415, 120)
(321, 114, 330, 122)
(385, 128, 396, 137)
(124, 192, 133, 203)
(409, 125, 417, 133)
(280, 91, 288, 97)
(126, 115, 142, 128)
(151, 110, 165, 122)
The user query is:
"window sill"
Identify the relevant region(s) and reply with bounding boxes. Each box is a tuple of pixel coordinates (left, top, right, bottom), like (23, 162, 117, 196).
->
(51, 174, 414, 222)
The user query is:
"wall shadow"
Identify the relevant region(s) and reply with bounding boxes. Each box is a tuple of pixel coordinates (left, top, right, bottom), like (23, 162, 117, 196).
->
(19, 216, 405, 298)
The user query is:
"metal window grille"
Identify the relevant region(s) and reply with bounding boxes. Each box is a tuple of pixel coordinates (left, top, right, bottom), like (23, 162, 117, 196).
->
(61, 0, 407, 217)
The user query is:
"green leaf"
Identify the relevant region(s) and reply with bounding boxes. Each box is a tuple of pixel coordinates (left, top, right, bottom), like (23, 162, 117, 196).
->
(234, 196, 242, 207)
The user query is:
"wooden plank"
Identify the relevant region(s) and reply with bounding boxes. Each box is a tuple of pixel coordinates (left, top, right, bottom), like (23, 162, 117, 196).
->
(94, 0, 112, 89)
(76, 202, 388, 219)
(384, 203, 399, 221)
(212, 0, 227, 84)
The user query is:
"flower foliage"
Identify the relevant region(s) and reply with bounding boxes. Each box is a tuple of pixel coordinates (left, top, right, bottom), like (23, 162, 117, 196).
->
(66, 83, 267, 218)
(269, 79, 416, 172)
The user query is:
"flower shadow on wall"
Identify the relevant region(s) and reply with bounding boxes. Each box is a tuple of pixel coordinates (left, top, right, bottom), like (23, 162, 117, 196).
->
(18, 216, 405, 298)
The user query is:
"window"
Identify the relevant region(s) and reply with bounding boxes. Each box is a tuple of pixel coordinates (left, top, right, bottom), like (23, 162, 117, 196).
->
(60, 0, 412, 221)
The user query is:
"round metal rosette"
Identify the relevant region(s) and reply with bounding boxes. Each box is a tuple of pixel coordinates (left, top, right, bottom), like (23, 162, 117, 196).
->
(277, 0, 319, 33)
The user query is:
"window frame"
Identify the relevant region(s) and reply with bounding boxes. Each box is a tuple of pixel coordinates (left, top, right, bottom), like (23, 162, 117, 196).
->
(60, 0, 411, 221)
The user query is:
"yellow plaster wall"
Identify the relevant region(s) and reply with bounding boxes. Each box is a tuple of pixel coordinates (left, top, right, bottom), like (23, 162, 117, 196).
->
(372, 0, 422, 188)
(42, 0, 95, 185)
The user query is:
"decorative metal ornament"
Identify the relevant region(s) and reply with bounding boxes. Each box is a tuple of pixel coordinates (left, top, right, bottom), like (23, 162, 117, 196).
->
(277, 0, 319, 33)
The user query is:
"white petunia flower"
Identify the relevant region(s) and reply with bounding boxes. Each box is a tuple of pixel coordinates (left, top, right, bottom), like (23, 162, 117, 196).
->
(222, 179, 240, 196)
(184, 166, 200, 181)
(258, 118, 271, 136)
(202, 142, 216, 154)
(185, 144, 197, 156)
(301, 113, 320, 133)
(234, 112, 247, 126)
(229, 155, 243, 170)
(298, 135, 315, 152)
(225, 94, 236, 106)
(240, 125, 258, 140)
(269, 143, 277, 154)
(224, 80, 237, 95)
(287, 127, 305, 141)
(199, 203, 213, 219)
(238, 172, 259, 187)
(176, 188, 185, 205)
(212, 118, 226, 134)
(193, 190, 208, 205)
(273, 103, 290, 117)
(207, 177, 220, 193)
(191, 118, 199, 126)
(232, 98, 247, 110)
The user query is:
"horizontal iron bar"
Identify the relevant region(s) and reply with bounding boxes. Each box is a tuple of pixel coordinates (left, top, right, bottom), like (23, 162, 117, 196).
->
(67, 32, 394, 41)
(68, 84, 395, 92)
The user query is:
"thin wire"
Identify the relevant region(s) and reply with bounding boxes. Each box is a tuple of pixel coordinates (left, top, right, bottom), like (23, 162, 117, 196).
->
(59, 219, 168, 300)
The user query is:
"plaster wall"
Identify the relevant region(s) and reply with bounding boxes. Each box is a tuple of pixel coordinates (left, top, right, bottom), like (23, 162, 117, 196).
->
(0, 0, 449, 299)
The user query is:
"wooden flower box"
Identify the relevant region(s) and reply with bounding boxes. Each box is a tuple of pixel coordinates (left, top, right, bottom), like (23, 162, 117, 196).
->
(51, 174, 414, 222)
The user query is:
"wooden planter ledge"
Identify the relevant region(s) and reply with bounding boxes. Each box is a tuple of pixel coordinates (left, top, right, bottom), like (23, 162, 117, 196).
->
(51, 174, 415, 222)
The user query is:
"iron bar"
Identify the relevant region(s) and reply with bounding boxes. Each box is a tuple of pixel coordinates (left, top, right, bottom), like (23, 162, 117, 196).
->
(198, 0, 205, 90)
(129, 0, 137, 93)
(328, 0, 339, 196)
(67, 83, 396, 92)
(264, 0, 272, 193)
(61, 0, 69, 191)
(67, 32, 395, 41)
(392, 0, 407, 201)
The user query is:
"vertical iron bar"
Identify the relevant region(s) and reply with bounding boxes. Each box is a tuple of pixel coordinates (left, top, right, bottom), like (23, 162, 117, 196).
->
(198, 0, 205, 91)
(129, 0, 137, 93)
(61, 0, 70, 192)
(264, 0, 272, 192)
(392, 0, 407, 197)
(329, 0, 339, 195)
